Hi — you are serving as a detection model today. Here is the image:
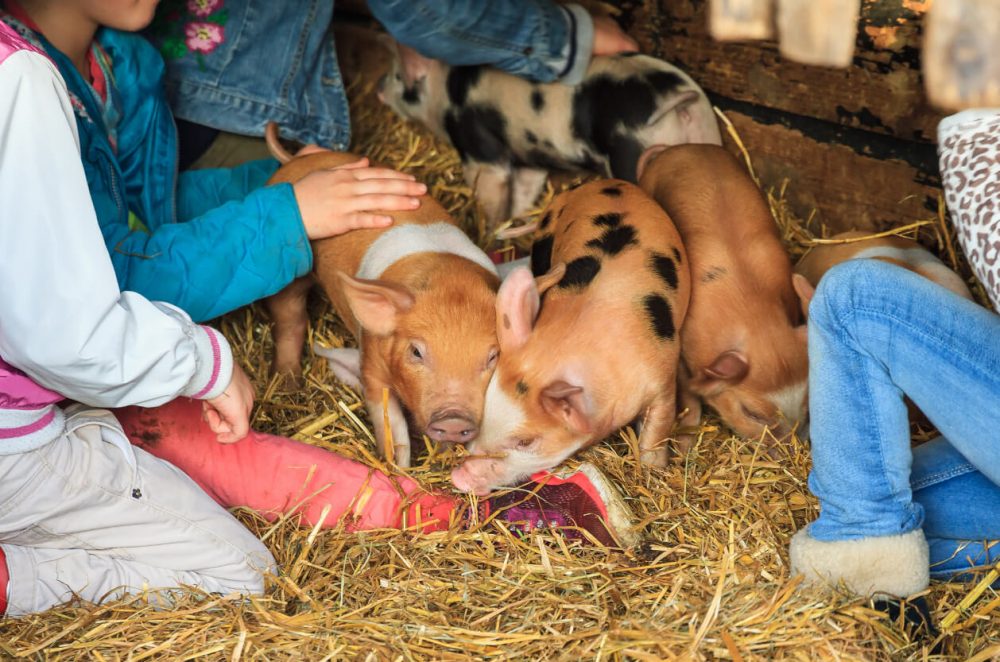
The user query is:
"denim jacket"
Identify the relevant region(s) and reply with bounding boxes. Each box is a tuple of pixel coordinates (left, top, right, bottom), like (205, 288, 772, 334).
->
(0, 13, 313, 323)
(147, 0, 593, 147)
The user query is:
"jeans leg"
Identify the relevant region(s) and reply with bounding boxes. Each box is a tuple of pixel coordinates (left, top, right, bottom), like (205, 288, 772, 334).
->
(806, 259, 1000, 542)
(910, 436, 1000, 578)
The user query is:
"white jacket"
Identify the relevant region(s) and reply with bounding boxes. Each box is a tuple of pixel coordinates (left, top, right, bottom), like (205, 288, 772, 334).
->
(0, 37, 233, 454)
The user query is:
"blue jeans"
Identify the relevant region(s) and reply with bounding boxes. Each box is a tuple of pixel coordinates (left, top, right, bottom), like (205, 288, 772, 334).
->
(806, 259, 1000, 579)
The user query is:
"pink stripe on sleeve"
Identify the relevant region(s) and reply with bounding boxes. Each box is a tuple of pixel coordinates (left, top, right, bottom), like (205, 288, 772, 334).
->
(191, 327, 222, 399)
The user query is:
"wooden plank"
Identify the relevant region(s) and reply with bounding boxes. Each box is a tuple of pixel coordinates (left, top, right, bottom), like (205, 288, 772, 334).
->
(616, 0, 945, 142)
(924, 0, 1000, 110)
(722, 111, 941, 233)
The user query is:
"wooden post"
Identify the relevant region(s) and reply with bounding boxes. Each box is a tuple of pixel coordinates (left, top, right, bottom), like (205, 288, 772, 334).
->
(709, 0, 774, 41)
(776, 0, 860, 67)
(924, 0, 1000, 110)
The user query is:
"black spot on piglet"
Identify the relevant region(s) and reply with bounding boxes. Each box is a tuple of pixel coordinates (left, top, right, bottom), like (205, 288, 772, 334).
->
(559, 256, 601, 289)
(649, 252, 679, 289)
(530, 234, 554, 277)
(587, 225, 638, 256)
(444, 105, 509, 164)
(643, 293, 675, 340)
(531, 89, 545, 112)
(447, 66, 483, 107)
(644, 71, 684, 96)
(525, 130, 538, 144)
(592, 212, 622, 228)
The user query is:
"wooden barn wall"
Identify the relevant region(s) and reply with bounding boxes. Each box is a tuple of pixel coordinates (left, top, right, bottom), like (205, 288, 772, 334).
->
(613, 0, 946, 233)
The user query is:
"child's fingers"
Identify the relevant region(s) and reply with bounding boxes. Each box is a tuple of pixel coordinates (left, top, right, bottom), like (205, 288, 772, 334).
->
(349, 167, 418, 182)
(333, 157, 370, 170)
(348, 213, 395, 229)
(348, 178, 426, 197)
(346, 193, 422, 213)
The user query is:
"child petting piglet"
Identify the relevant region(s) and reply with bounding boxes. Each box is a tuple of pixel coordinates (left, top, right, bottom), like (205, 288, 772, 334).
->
(0, 0, 642, 618)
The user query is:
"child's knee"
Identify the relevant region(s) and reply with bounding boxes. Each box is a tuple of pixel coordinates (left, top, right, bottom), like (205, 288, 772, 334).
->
(811, 259, 905, 328)
(197, 530, 275, 596)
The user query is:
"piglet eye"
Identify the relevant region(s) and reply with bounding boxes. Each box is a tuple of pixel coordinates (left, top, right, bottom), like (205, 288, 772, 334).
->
(410, 344, 423, 361)
(516, 437, 537, 449)
(741, 405, 771, 425)
(486, 347, 499, 370)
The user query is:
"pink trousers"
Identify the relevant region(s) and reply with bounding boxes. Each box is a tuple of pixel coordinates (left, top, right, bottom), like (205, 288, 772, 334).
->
(115, 398, 461, 534)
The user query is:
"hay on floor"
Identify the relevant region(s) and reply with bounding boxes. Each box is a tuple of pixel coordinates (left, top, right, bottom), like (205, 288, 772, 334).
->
(2, 28, 998, 662)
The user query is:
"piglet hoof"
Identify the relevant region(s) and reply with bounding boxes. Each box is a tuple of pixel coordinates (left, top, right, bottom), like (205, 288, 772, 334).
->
(270, 365, 305, 391)
(392, 443, 412, 468)
(639, 447, 668, 468)
(673, 434, 696, 457)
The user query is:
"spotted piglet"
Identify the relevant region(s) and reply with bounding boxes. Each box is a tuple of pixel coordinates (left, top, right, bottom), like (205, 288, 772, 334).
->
(450, 181, 691, 495)
(379, 44, 721, 229)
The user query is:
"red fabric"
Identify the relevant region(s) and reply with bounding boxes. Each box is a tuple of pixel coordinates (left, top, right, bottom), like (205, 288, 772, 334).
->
(115, 398, 458, 533)
(0, 545, 8, 616)
(87, 47, 106, 102)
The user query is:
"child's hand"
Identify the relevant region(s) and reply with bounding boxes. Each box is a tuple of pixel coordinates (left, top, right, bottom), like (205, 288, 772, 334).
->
(203, 364, 255, 443)
(293, 158, 427, 239)
(591, 14, 639, 56)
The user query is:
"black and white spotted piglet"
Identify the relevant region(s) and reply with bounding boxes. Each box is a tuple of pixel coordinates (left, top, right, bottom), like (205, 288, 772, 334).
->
(450, 180, 692, 495)
(378, 44, 721, 228)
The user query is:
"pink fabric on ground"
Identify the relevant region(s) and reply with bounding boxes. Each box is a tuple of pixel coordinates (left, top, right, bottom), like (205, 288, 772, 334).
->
(115, 398, 459, 533)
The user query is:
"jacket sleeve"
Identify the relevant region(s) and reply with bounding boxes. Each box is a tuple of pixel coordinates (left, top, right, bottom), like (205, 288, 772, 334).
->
(0, 49, 232, 407)
(103, 182, 313, 322)
(104, 32, 312, 321)
(368, 1, 595, 84)
(175, 158, 281, 222)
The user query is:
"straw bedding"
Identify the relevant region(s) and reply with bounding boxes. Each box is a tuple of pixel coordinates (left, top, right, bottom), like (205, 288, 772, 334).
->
(2, 27, 998, 662)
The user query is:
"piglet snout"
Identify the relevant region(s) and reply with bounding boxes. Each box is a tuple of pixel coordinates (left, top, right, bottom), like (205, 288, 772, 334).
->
(426, 409, 478, 443)
(450, 458, 495, 496)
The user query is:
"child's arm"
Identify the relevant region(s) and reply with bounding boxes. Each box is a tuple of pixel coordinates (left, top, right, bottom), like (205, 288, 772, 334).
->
(174, 158, 279, 222)
(0, 49, 232, 410)
(368, 1, 636, 85)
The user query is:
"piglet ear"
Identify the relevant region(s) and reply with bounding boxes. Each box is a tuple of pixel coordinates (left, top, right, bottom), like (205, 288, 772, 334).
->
(540, 381, 591, 435)
(792, 273, 816, 319)
(704, 350, 749, 383)
(650, 90, 700, 125)
(397, 43, 433, 88)
(497, 266, 541, 352)
(337, 271, 415, 337)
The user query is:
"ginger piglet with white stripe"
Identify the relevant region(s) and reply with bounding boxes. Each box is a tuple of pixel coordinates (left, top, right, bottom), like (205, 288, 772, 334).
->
(264, 123, 500, 467)
(794, 231, 974, 307)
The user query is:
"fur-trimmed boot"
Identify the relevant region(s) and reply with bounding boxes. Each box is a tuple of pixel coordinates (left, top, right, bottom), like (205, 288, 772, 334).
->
(789, 527, 930, 597)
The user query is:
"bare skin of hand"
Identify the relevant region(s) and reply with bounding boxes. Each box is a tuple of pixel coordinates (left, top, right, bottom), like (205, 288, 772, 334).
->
(203, 363, 255, 443)
(293, 157, 427, 239)
(591, 14, 639, 56)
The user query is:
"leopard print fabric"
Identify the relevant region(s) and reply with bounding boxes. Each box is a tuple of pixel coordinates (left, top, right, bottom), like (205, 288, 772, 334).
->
(938, 109, 1000, 310)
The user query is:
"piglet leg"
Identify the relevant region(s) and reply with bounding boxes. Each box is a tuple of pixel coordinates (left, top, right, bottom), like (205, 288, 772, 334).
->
(638, 388, 677, 467)
(674, 366, 702, 456)
(510, 166, 549, 220)
(364, 376, 412, 468)
(464, 161, 512, 230)
(266, 276, 313, 386)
